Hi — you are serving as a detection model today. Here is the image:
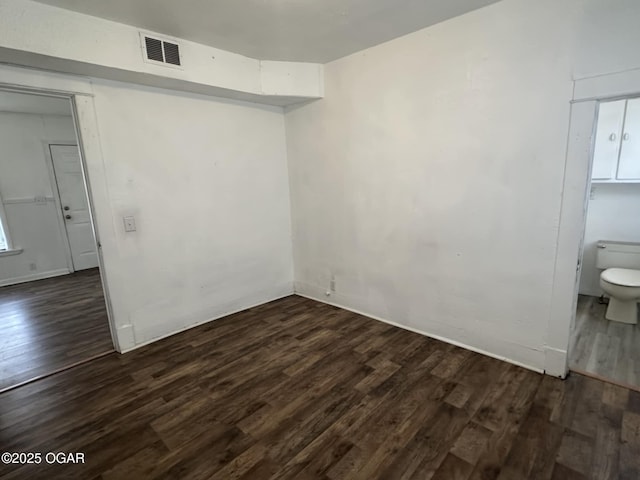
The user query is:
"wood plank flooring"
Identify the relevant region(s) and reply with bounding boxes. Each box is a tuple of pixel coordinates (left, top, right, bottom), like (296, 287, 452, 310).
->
(570, 295, 640, 389)
(1, 295, 638, 479)
(0, 269, 113, 391)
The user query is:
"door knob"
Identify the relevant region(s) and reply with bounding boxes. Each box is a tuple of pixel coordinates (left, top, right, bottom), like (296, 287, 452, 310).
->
(63, 206, 70, 211)
(65, 214, 72, 220)
(609, 133, 617, 141)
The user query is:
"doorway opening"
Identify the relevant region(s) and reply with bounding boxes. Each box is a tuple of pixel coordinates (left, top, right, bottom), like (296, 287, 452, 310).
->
(0, 89, 113, 392)
(569, 95, 640, 391)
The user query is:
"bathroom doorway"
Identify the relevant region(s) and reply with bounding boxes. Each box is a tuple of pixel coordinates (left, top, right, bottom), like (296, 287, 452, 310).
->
(568, 95, 640, 390)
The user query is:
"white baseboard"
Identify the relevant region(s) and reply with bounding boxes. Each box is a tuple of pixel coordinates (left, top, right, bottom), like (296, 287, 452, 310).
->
(113, 324, 135, 353)
(544, 347, 568, 378)
(119, 283, 295, 354)
(0, 268, 71, 287)
(295, 282, 545, 375)
(578, 289, 601, 298)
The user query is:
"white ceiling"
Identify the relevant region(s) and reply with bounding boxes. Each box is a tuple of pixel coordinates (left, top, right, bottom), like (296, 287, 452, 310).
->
(0, 91, 72, 116)
(33, 0, 501, 63)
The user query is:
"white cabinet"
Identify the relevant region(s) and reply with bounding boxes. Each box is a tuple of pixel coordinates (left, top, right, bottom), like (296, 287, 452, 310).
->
(618, 98, 640, 179)
(591, 100, 625, 180)
(591, 98, 640, 182)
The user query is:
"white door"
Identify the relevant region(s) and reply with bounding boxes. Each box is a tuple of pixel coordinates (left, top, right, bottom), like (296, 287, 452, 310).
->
(591, 99, 625, 180)
(50, 144, 99, 271)
(618, 98, 640, 179)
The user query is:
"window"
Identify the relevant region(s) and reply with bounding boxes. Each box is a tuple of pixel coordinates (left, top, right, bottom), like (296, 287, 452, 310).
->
(0, 222, 7, 251)
(0, 192, 9, 251)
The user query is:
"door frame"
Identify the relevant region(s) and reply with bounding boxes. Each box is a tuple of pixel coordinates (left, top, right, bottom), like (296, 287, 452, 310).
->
(0, 77, 121, 352)
(42, 141, 78, 273)
(547, 67, 640, 378)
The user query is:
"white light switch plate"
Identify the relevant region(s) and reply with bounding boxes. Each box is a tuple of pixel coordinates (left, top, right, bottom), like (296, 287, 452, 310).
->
(123, 216, 136, 232)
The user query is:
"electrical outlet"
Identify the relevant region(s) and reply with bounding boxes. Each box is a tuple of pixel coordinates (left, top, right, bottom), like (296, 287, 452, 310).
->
(29, 263, 37, 271)
(123, 216, 136, 232)
(330, 275, 336, 292)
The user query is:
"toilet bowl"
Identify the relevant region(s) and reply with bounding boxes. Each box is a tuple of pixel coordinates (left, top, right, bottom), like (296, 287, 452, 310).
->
(599, 268, 640, 324)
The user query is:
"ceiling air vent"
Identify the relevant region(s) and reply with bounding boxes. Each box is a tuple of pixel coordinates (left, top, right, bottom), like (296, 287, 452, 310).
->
(141, 33, 182, 67)
(162, 42, 181, 66)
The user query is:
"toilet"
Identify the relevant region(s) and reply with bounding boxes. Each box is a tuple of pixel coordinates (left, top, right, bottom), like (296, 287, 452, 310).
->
(596, 240, 640, 325)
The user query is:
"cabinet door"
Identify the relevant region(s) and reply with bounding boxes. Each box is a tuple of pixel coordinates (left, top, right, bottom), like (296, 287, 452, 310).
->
(618, 98, 640, 179)
(591, 99, 625, 180)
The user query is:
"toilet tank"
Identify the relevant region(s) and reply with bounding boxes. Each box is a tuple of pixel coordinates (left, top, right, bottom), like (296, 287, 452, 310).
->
(595, 240, 640, 269)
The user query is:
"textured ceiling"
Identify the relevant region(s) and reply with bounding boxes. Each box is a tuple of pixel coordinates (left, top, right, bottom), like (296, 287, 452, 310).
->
(33, 0, 501, 63)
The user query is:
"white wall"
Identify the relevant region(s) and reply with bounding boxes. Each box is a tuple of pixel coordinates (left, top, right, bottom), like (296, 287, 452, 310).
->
(579, 184, 640, 296)
(87, 80, 294, 348)
(0, 112, 76, 285)
(284, 0, 640, 372)
(0, 0, 323, 106)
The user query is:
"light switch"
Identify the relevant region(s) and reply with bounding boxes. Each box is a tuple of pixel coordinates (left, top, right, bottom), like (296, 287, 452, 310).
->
(123, 216, 136, 232)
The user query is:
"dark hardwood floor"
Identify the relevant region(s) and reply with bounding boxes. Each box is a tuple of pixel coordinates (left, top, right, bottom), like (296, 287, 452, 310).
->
(0, 269, 113, 391)
(0, 295, 638, 479)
